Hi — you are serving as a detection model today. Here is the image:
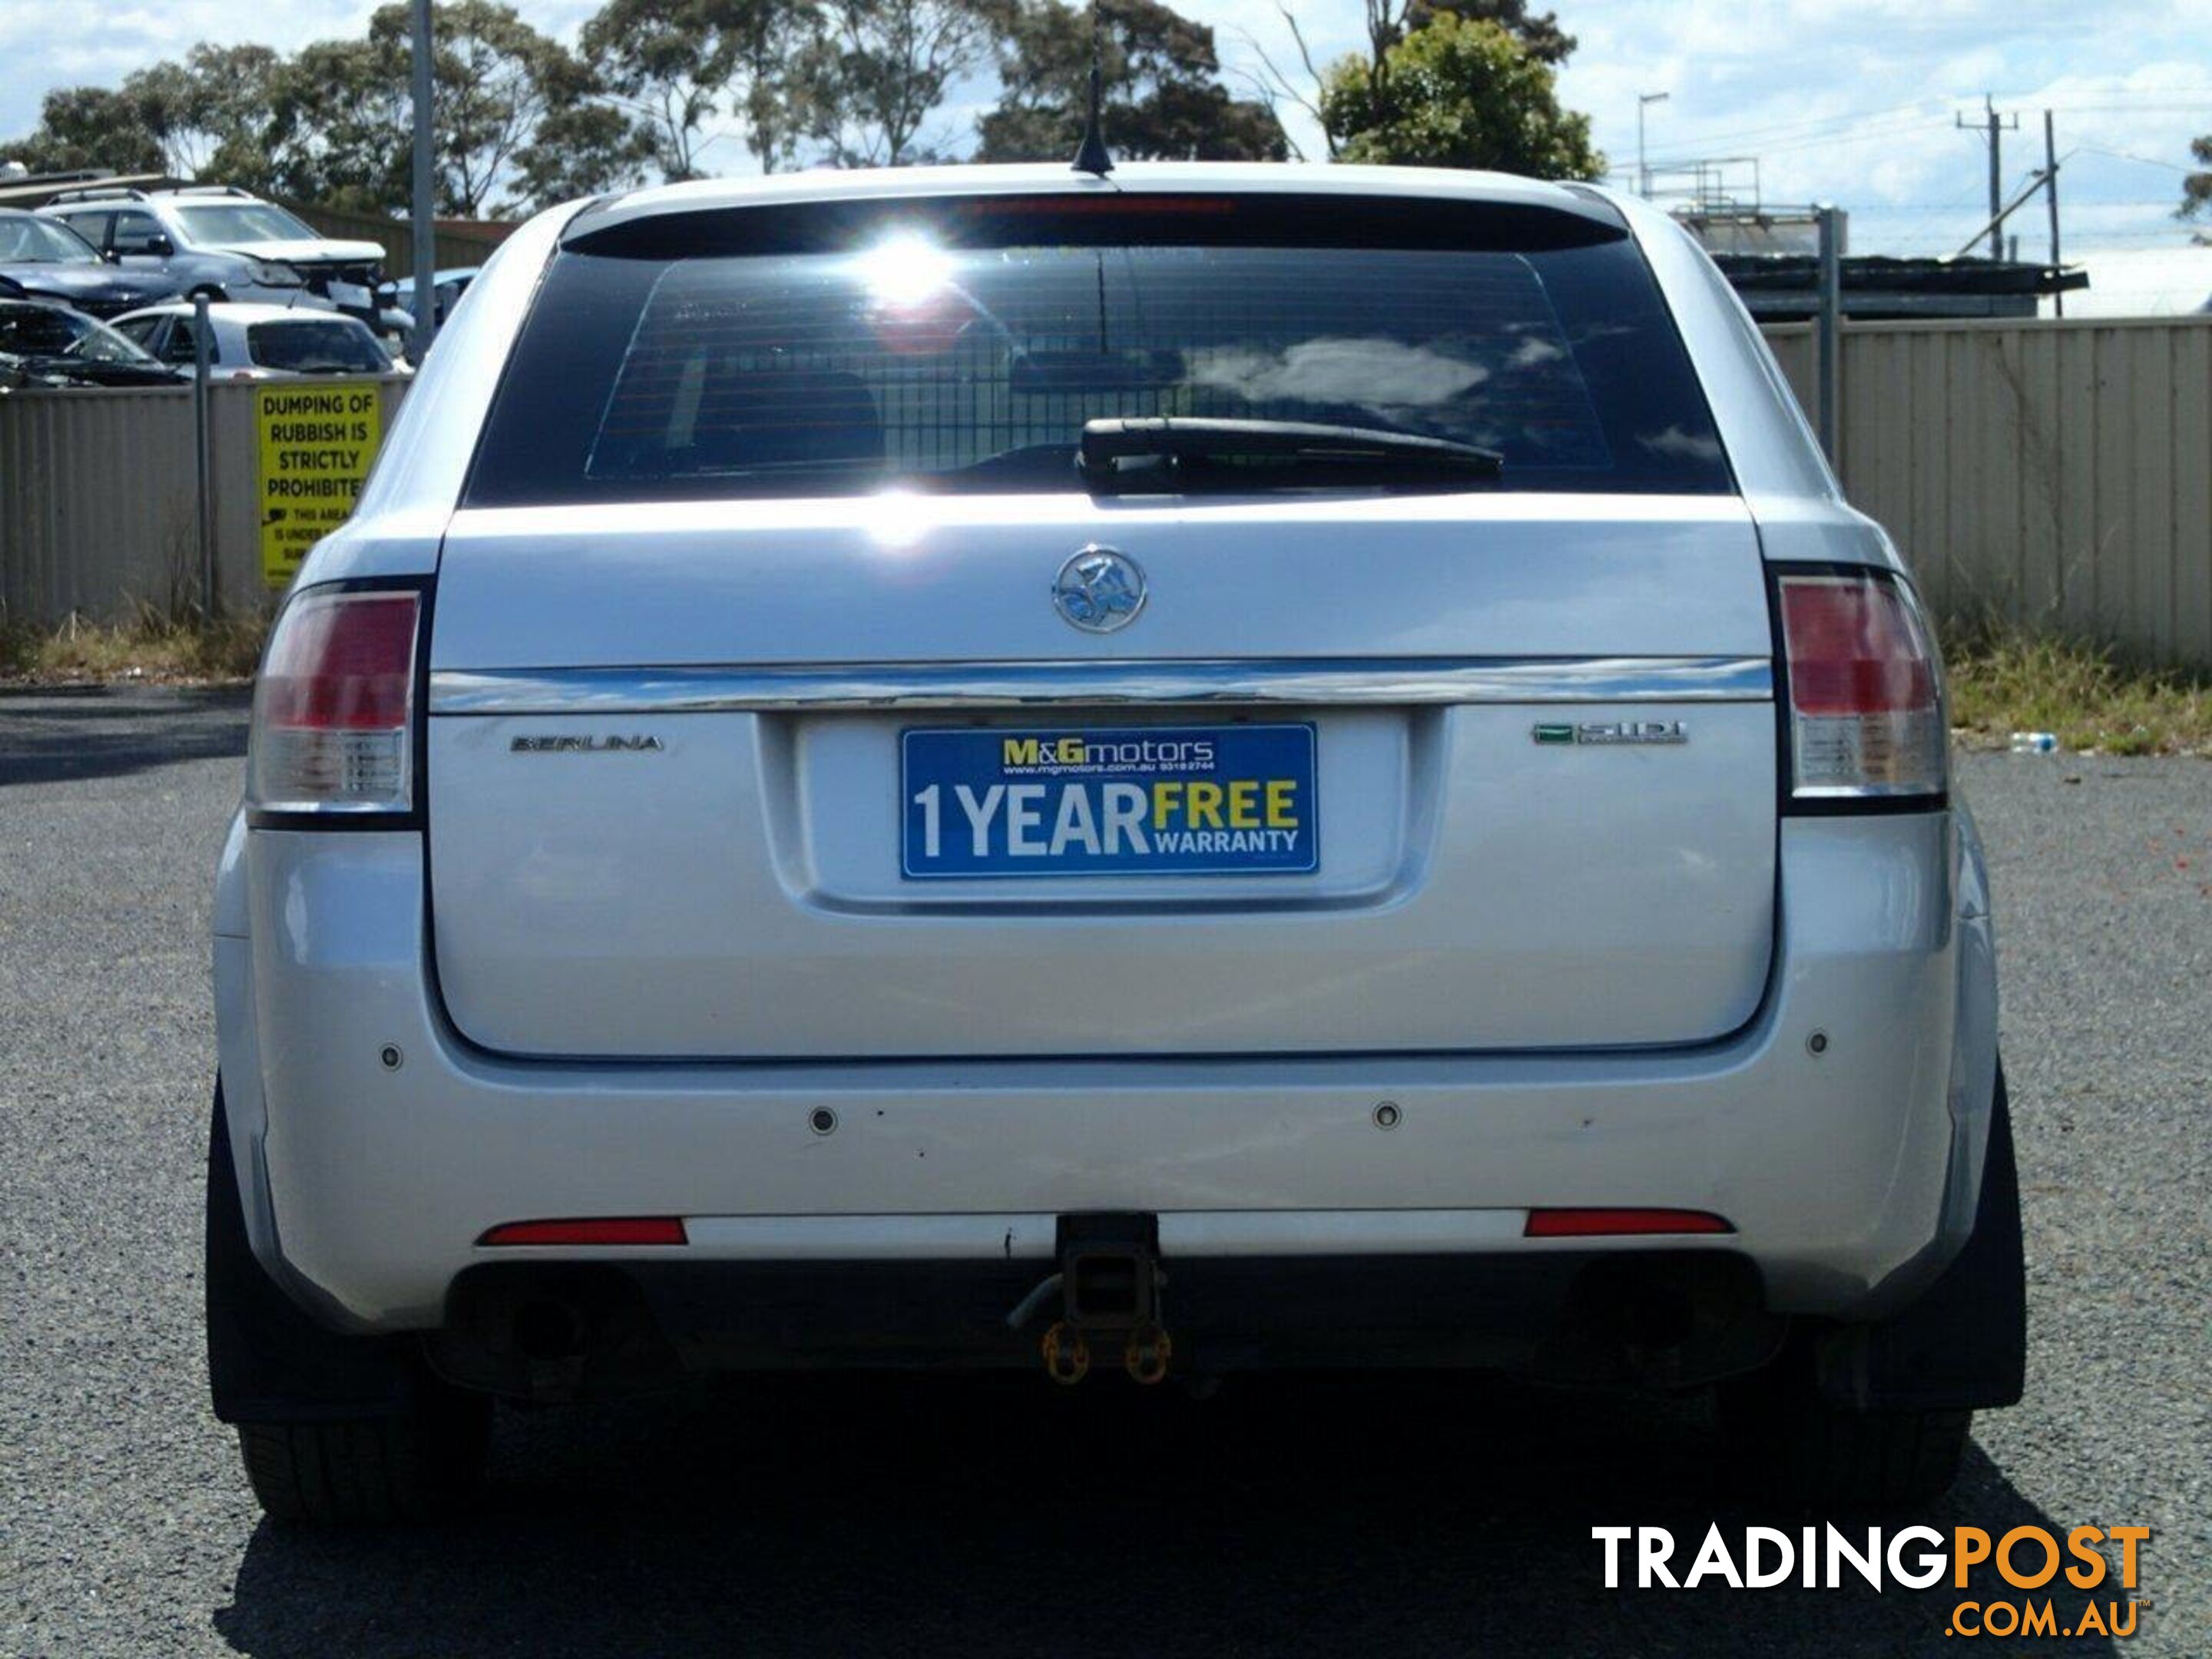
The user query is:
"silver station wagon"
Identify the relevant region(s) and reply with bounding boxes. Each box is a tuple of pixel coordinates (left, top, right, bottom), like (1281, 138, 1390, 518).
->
(207, 162, 2022, 1523)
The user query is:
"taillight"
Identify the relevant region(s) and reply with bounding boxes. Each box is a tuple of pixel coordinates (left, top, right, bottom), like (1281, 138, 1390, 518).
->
(248, 584, 421, 816)
(1775, 569, 1945, 804)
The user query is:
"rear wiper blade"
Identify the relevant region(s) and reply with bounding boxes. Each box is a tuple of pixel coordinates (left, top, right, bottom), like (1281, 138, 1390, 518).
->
(1078, 416, 1503, 493)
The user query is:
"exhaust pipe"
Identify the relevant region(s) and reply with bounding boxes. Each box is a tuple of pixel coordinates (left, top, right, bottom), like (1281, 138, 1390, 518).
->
(511, 1297, 588, 1363)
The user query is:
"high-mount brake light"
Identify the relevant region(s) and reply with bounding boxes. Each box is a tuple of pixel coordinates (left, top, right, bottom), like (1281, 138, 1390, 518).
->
(247, 586, 419, 816)
(1776, 570, 1946, 803)
(951, 194, 1238, 218)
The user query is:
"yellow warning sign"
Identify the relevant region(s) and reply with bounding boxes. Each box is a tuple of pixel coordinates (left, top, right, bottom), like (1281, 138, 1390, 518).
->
(255, 382, 382, 589)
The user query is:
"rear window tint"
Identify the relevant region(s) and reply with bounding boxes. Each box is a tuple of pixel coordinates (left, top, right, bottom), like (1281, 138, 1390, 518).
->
(469, 196, 1731, 503)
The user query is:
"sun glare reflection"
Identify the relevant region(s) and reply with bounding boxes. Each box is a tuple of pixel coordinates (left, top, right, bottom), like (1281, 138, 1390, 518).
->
(853, 234, 957, 308)
(862, 488, 929, 550)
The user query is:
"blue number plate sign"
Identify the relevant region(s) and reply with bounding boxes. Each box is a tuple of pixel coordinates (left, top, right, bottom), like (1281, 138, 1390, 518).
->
(902, 724, 1318, 879)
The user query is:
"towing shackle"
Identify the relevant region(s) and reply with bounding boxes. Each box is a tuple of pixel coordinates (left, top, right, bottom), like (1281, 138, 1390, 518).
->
(1025, 1214, 1171, 1385)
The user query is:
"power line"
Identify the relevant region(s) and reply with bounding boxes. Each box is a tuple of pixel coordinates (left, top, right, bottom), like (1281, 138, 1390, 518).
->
(1637, 95, 1942, 154)
(1634, 89, 2212, 171)
(1853, 199, 2180, 211)
(1640, 111, 1951, 170)
(1640, 110, 1941, 167)
(1623, 80, 2201, 262)
(2074, 145, 2197, 173)
(1747, 116, 1954, 158)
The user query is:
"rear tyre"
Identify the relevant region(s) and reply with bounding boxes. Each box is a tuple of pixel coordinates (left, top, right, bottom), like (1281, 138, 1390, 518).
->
(207, 1081, 490, 1524)
(1720, 1346, 1971, 1509)
(1720, 1057, 2024, 1509)
(237, 1387, 490, 1525)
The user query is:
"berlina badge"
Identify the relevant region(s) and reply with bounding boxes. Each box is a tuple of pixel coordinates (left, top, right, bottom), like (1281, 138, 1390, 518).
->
(1053, 546, 1147, 634)
(510, 734, 665, 753)
(1532, 720, 1687, 747)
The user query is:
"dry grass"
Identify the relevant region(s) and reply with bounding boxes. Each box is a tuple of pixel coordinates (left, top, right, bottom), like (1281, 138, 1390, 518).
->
(1943, 623, 2212, 757)
(0, 604, 268, 686)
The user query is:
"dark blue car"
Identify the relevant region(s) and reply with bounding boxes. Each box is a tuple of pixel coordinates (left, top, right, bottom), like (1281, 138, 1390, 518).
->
(0, 209, 184, 319)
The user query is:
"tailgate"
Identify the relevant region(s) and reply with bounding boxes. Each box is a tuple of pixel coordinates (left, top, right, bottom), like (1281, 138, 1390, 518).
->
(424, 495, 1777, 1059)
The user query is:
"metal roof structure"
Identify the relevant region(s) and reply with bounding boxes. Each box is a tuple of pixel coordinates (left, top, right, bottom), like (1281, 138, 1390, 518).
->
(1716, 254, 2088, 321)
(0, 171, 175, 210)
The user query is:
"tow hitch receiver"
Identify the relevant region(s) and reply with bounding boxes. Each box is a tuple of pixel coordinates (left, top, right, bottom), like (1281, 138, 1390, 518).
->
(1038, 1214, 1171, 1386)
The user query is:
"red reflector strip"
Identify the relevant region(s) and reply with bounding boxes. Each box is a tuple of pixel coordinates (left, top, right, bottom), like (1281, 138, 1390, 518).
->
(478, 1217, 688, 1247)
(1523, 1208, 1734, 1238)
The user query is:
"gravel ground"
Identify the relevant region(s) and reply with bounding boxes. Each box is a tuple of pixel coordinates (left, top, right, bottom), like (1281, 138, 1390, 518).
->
(2, 687, 2206, 1658)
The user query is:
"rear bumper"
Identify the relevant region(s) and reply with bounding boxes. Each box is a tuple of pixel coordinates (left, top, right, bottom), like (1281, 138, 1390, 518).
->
(426, 1249, 1779, 1396)
(214, 808, 1994, 1339)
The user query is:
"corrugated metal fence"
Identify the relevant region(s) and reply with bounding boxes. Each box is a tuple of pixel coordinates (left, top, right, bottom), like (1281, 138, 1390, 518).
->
(1765, 316, 2212, 664)
(5, 319, 2211, 664)
(1, 377, 409, 624)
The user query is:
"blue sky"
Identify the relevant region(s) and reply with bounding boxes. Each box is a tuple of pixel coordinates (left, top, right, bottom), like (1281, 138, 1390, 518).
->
(4, 0, 2206, 257)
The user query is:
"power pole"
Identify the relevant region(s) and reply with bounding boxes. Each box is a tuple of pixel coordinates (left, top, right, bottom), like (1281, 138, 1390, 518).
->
(2044, 108, 2065, 316)
(1637, 91, 1670, 199)
(191, 291, 215, 617)
(1956, 95, 2020, 260)
(1815, 204, 1842, 462)
(409, 0, 437, 364)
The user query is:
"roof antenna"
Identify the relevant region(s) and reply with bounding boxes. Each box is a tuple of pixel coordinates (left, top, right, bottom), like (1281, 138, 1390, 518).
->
(1071, 1, 1114, 177)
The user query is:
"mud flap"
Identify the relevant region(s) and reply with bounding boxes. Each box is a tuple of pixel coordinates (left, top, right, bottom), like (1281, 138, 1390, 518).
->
(206, 1082, 417, 1423)
(1816, 1063, 2027, 1411)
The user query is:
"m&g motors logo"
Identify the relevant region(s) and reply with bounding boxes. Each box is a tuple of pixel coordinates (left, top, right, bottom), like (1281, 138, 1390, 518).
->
(999, 734, 1216, 775)
(1595, 1524, 2149, 1639)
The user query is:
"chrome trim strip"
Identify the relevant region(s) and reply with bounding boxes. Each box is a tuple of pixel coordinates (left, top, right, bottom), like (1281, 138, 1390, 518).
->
(679, 1214, 1059, 1260)
(674, 1209, 1536, 1260)
(430, 657, 1771, 715)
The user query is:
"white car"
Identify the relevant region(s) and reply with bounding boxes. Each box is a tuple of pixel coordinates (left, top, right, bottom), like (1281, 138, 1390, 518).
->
(111, 303, 396, 379)
(39, 185, 392, 324)
(208, 164, 2022, 1523)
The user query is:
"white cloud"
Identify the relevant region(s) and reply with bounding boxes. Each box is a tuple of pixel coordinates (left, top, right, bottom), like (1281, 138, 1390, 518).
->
(1541, 0, 2210, 251)
(3, 0, 2205, 253)
(1190, 336, 1489, 408)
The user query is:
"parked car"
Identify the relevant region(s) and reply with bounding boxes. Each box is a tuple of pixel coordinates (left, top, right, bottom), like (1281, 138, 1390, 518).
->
(0, 296, 184, 387)
(208, 164, 2022, 1524)
(392, 266, 479, 329)
(0, 208, 184, 319)
(111, 302, 399, 379)
(38, 186, 395, 328)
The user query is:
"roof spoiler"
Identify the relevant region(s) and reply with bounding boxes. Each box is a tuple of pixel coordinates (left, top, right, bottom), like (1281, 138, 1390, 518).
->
(562, 184, 1629, 260)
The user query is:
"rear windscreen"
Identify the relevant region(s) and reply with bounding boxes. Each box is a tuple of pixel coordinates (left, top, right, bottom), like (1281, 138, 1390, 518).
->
(467, 196, 1731, 504)
(248, 320, 389, 375)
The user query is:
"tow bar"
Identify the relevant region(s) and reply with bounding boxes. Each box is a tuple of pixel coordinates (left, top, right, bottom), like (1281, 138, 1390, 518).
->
(1015, 1214, 1171, 1386)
